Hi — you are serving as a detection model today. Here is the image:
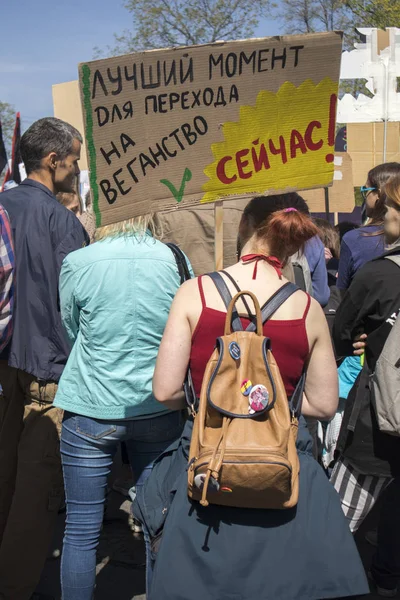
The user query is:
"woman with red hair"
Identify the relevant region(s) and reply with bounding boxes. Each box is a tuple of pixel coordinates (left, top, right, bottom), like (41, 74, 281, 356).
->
(133, 193, 368, 600)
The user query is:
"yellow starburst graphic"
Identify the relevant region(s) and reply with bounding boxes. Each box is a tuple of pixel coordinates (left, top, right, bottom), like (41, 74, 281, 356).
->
(201, 78, 338, 204)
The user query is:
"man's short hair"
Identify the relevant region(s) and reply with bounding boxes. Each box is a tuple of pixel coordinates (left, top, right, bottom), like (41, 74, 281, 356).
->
(21, 117, 83, 175)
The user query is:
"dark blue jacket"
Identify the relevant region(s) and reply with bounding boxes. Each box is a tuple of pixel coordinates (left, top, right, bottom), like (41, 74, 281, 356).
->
(1, 179, 89, 382)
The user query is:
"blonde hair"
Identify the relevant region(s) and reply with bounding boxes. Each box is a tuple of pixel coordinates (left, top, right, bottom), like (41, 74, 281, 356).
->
(383, 174, 400, 208)
(57, 190, 80, 206)
(56, 190, 83, 216)
(313, 217, 340, 259)
(94, 214, 161, 242)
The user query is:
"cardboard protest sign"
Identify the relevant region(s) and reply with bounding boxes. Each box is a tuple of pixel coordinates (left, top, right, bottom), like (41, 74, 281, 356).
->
(347, 122, 400, 186)
(79, 32, 342, 226)
(302, 152, 355, 213)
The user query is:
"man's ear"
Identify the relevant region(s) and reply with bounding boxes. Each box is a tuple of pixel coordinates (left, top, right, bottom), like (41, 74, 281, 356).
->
(43, 152, 58, 172)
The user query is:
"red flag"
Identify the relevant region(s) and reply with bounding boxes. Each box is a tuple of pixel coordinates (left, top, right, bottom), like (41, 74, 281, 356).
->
(2, 113, 21, 189)
(10, 113, 21, 184)
(0, 120, 7, 175)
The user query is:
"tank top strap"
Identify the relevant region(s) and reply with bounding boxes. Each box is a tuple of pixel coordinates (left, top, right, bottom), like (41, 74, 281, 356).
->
(198, 276, 206, 309)
(303, 293, 312, 320)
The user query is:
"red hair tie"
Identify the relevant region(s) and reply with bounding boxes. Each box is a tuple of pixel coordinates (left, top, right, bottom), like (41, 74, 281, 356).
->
(241, 254, 283, 280)
(284, 207, 298, 213)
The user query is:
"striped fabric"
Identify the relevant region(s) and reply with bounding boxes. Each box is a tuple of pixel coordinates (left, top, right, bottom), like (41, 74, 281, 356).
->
(330, 457, 391, 532)
(0, 205, 14, 352)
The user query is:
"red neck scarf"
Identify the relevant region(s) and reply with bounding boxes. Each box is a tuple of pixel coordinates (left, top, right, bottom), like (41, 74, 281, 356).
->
(241, 254, 283, 280)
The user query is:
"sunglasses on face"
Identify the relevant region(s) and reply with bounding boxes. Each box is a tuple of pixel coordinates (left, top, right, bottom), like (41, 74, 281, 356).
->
(360, 186, 377, 201)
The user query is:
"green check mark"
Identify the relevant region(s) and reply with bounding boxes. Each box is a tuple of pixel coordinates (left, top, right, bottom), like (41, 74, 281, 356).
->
(160, 168, 192, 203)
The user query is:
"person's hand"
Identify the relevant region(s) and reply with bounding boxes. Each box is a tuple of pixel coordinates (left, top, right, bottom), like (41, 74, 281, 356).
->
(353, 333, 367, 356)
(324, 247, 333, 262)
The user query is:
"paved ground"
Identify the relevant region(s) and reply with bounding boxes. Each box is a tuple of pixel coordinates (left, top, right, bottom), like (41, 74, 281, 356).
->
(36, 472, 398, 600)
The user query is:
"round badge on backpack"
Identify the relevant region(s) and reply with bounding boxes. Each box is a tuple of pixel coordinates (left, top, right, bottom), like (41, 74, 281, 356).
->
(229, 342, 241, 361)
(248, 384, 269, 413)
(240, 379, 252, 396)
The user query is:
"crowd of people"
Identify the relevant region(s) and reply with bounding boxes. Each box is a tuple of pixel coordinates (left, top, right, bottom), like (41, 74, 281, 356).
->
(0, 116, 399, 600)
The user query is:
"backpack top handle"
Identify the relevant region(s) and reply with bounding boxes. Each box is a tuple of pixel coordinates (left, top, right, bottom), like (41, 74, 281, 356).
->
(224, 291, 263, 336)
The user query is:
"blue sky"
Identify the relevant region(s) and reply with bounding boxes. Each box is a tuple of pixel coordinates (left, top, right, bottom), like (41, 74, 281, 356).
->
(1, 1, 280, 132)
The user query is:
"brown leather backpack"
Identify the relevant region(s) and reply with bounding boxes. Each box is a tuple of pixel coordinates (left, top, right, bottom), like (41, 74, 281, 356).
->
(188, 274, 304, 510)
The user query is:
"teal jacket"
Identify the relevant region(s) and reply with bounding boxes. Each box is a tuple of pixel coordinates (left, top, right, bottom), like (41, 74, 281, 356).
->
(54, 232, 192, 420)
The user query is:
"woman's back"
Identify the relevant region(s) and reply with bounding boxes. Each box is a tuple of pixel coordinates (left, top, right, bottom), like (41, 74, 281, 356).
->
(56, 233, 185, 419)
(337, 225, 385, 289)
(149, 195, 367, 600)
(190, 269, 311, 397)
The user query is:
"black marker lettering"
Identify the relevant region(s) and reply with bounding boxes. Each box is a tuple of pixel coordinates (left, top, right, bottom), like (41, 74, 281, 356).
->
(113, 168, 131, 195)
(100, 179, 117, 204)
(271, 47, 287, 69)
(209, 53, 223, 79)
(120, 133, 135, 154)
(141, 62, 161, 89)
(100, 141, 121, 166)
(95, 106, 109, 127)
(258, 49, 269, 73)
(225, 53, 237, 77)
(92, 70, 108, 99)
(107, 66, 122, 96)
(239, 51, 256, 75)
(290, 45, 304, 67)
(180, 57, 194, 84)
(163, 60, 177, 86)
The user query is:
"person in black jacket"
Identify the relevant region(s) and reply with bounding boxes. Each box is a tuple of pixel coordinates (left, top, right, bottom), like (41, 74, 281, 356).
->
(0, 118, 88, 600)
(331, 173, 400, 597)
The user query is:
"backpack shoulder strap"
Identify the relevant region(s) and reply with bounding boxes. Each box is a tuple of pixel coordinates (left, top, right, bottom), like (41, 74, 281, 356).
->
(221, 270, 252, 319)
(246, 283, 299, 332)
(166, 242, 192, 284)
(221, 270, 240, 293)
(289, 372, 306, 418)
(207, 272, 232, 309)
(208, 272, 243, 331)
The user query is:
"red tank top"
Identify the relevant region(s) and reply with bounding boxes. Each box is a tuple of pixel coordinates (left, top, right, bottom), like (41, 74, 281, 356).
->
(190, 276, 311, 397)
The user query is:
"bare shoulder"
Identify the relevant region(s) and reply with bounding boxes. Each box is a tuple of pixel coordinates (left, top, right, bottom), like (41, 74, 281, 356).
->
(307, 295, 325, 318)
(306, 295, 330, 340)
(282, 288, 313, 319)
(179, 276, 200, 294)
(171, 276, 201, 307)
(168, 276, 203, 332)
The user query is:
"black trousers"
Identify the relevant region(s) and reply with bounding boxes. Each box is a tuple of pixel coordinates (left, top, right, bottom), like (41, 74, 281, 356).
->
(371, 476, 400, 590)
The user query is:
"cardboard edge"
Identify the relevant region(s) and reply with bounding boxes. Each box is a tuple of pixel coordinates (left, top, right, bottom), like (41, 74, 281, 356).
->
(77, 31, 343, 67)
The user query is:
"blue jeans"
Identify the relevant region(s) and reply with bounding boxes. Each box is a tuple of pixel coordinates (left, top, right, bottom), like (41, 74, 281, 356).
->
(60, 410, 184, 600)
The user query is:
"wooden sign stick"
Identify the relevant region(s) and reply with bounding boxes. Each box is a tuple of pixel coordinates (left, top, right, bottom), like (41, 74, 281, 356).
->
(214, 200, 224, 271)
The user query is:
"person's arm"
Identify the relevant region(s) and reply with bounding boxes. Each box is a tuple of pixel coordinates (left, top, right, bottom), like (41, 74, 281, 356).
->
(55, 219, 89, 277)
(304, 237, 330, 307)
(332, 268, 370, 358)
(336, 238, 353, 290)
(153, 279, 195, 409)
(59, 257, 80, 345)
(302, 298, 338, 419)
(0, 210, 14, 352)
